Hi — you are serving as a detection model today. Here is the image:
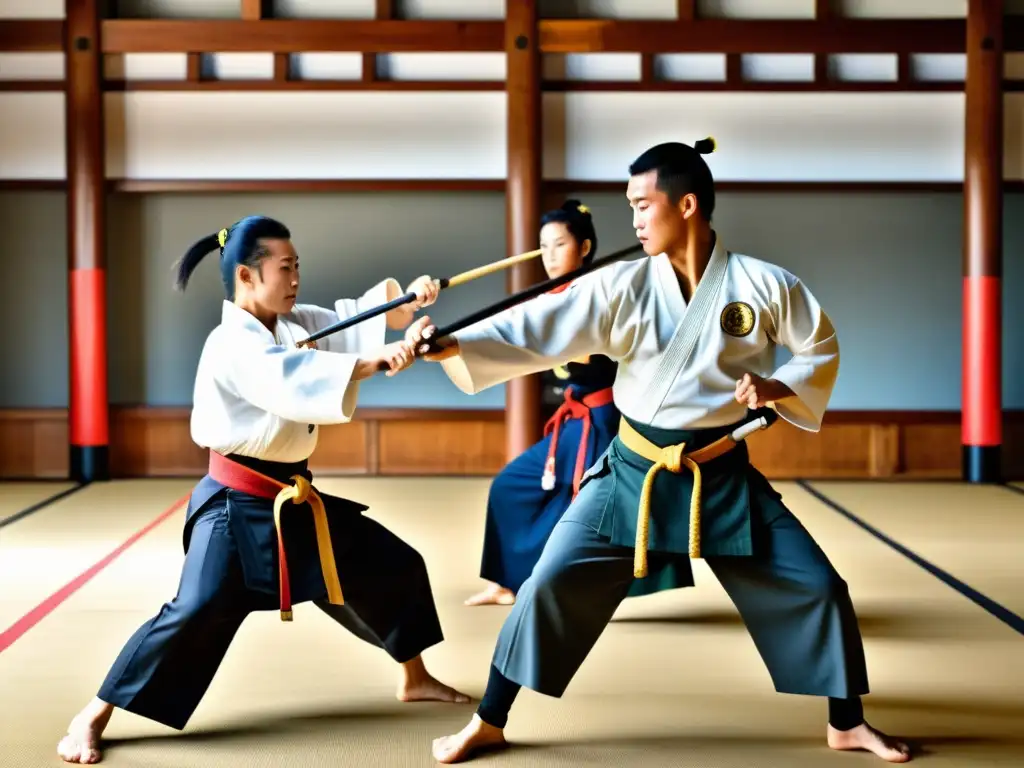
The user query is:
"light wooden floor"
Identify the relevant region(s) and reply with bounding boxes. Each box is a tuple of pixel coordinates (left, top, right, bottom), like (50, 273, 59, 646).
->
(0, 481, 77, 525)
(0, 477, 1022, 767)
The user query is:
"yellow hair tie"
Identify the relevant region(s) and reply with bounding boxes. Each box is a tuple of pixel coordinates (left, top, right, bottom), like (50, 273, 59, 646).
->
(577, 204, 590, 215)
(217, 228, 228, 248)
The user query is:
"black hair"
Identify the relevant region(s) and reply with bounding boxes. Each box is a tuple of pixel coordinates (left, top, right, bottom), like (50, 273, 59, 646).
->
(628, 137, 717, 220)
(538, 199, 599, 265)
(174, 215, 291, 299)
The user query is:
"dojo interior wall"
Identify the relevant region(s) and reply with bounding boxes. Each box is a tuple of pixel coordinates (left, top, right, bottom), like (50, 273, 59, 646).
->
(3, 0, 1024, 479)
(4, 188, 1024, 416)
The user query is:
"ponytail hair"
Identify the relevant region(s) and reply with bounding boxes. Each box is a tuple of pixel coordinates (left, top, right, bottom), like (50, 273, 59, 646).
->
(173, 216, 291, 299)
(539, 199, 599, 265)
(174, 232, 222, 292)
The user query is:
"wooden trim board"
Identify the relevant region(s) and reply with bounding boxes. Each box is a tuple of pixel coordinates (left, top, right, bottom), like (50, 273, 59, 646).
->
(1, 407, 1021, 481)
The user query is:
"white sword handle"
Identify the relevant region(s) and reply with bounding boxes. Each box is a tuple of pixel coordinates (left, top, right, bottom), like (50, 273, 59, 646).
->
(731, 418, 768, 442)
(730, 405, 779, 442)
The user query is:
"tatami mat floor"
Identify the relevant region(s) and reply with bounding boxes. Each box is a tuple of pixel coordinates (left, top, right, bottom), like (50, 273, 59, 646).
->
(0, 477, 1021, 767)
(0, 482, 78, 525)
(802, 481, 1024, 616)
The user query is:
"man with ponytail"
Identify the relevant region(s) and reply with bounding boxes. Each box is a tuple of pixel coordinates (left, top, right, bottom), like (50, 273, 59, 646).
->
(58, 215, 469, 764)
(405, 141, 910, 763)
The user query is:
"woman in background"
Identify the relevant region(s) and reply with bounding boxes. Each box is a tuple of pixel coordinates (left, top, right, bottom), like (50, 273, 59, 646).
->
(465, 200, 620, 607)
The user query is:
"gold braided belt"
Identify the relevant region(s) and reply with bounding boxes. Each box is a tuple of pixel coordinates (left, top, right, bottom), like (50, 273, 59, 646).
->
(617, 412, 776, 578)
(272, 475, 344, 621)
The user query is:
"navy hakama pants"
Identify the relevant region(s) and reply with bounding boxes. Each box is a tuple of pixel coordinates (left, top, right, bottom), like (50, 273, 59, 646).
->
(97, 487, 444, 731)
(480, 397, 619, 593)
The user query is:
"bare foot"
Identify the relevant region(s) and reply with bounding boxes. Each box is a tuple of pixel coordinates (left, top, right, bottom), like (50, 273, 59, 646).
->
(398, 675, 472, 704)
(432, 714, 507, 764)
(463, 583, 515, 607)
(828, 722, 912, 763)
(397, 655, 471, 704)
(57, 699, 114, 764)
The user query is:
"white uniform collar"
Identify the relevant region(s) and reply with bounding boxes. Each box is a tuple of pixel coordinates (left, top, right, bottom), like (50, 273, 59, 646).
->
(652, 230, 727, 316)
(221, 300, 279, 344)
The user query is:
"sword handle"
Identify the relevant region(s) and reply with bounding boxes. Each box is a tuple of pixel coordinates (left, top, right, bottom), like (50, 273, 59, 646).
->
(730, 407, 778, 442)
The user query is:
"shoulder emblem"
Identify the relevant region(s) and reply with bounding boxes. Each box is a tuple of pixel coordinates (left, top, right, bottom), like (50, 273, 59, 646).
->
(720, 301, 755, 337)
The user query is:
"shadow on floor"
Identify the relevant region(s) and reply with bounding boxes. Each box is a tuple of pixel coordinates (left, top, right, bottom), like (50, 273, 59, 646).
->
(611, 606, 1008, 640)
(101, 699, 1024, 765)
(103, 700, 466, 748)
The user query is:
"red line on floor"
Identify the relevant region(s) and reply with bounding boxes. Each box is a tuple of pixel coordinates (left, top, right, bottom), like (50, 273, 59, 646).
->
(0, 493, 190, 655)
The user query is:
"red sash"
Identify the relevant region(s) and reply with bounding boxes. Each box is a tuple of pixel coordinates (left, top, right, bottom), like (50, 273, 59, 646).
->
(541, 386, 615, 498)
(208, 451, 343, 621)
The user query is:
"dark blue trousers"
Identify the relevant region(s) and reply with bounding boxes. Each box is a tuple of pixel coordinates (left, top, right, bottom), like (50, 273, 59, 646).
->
(97, 492, 444, 730)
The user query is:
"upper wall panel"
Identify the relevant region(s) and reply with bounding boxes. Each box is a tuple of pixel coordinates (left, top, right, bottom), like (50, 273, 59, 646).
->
(552, 92, 968, 181)
(8, 92, 1024, 182)
(0, 0, 64, 18)
(102, 92, 507, 179)
(0, 93, 64, 179)
(110, 0, 243, 18)
(838, 1, 965, 18)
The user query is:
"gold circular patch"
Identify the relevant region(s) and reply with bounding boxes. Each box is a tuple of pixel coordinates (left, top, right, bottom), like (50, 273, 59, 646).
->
(720, 302, 755, 337)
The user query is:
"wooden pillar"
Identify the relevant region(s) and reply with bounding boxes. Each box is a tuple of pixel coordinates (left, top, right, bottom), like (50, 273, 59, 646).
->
(963, 0, 1003, 483)
(66, 0, 109, 482)
(240, 0, 272, 17)
(241, 0, 289, 81)
(363, 0, 394, 82)
(504, 0, 545, 461)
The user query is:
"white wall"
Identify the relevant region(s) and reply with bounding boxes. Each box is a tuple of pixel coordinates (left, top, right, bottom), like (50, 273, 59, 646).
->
(0, 52, 64, 78)
(101, 92, 507, 179)
(0, 93, 64, 179)
(5, 88, 1024, 182)
(549, 92, 967, 181)
(1, 0, 1012, 184)
(0, 0, 64, 18)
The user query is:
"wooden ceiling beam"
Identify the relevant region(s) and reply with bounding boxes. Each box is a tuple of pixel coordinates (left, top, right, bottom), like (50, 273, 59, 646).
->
(99, 20, 505, 53)
(0, 20, 64, 52)
(538, 19, 968, 54)
(6, 17, 1024, 55)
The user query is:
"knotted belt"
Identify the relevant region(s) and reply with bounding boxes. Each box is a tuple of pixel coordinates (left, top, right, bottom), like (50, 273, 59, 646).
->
(208, 451, 344, 621)
(541, 386, 615, 496)
(616, 410, 777, 578)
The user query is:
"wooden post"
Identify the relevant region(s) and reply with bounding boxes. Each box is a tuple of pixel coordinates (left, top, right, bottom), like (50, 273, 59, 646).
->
(504, 0, 545, 461)
(240, 0, 290, 81)
(364, 0, 394, 82)
(963, 0, 1003, 483)
(65, 0, 109, 482)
